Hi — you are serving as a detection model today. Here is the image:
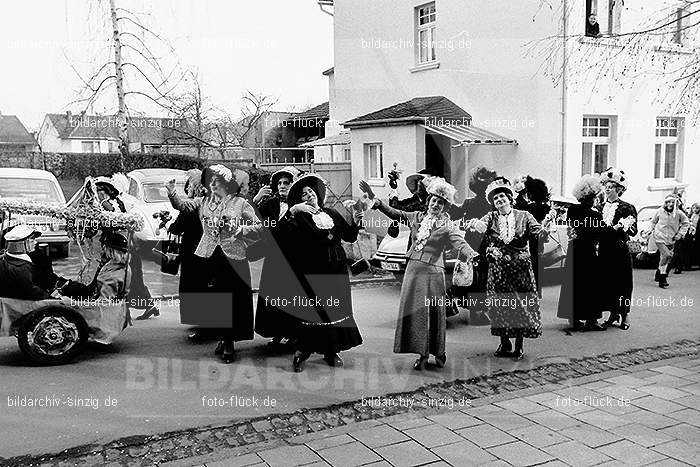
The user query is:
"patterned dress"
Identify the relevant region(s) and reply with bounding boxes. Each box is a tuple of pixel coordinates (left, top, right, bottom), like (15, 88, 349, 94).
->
(479, 209, 544, 339)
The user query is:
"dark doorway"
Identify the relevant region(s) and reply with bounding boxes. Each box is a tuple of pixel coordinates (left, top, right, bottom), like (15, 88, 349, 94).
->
(425, 134, 447, 180)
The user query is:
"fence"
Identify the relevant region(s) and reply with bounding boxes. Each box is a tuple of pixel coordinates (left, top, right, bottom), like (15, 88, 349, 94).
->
(260, 161, 352, 209)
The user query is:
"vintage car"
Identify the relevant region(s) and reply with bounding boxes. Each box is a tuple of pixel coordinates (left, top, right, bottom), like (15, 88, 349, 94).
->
(370, 196, 574, 278)
(0, 168, 70, 257)
(0, 296, 130, 365)
(123, 168, 188, 245)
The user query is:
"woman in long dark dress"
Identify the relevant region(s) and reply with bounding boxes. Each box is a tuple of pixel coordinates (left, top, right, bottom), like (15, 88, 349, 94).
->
(278, 174, 364, 372)
(167, 165, 262, 363)
(598, 168, 637, 331)
(557, 175, 605, 331)
(252, 166, 301, 347)
(167, 169, 210, 340)
(466, 177, 550, 360)
(520, 177, 551, 298)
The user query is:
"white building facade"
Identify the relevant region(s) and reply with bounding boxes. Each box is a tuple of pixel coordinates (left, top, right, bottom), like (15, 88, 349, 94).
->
(322, 0, 699, 210)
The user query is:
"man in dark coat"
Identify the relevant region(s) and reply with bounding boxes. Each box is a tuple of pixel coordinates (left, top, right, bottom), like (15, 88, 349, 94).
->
(387, 170, 431, 238)
(0, 224, 65, 300)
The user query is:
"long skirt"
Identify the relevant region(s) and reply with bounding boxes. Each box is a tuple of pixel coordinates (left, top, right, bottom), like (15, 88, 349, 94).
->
(127, 246, 155, 309)
(394, 260, 447, 356)
(557, 240, 602, 323)
(255, 243, 299, 339)
(291, 270, 363, 355)
(488, 249, 542, 339)
(599, 239, 633, 315)
(204, 247, 254, 341)
(178, 253, 210, 325)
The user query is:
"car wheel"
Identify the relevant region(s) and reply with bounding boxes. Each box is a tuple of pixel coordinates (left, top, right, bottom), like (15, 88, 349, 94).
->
(17, 307, 88, 365)
(392, 272, 404, 281)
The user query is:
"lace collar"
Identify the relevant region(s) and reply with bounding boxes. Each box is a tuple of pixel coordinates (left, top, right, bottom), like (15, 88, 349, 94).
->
(602, 201, 618, 227)
(312, 210, 334, 230)
(496, 209, 516, 244)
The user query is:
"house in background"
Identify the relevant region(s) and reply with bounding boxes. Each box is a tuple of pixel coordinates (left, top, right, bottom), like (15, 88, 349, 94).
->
(0, 114, 37, 152)
(321, 0, 700, 208)
(37, 112, 196, 155)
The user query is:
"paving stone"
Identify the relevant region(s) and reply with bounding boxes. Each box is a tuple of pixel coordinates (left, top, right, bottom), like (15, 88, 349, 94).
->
(427, 412, 481, 430)
(349, 424, 409, 448)
(206, 453, 262, 467)
(622, 410, 681, 430)
(257, 445, 323, 467)
(646, 459, 694, 467)
(673, 395, 700, 410)
(525, 392, 560, 404)
(678, 383, 700, 396)
(559, 423, 623, 448)
(431, 439, 497, 466)
(633, 396, 686, 415)
(609, 423, 675, 448)
(543, 440, 612, 466)
(388, 417, 434, 431)
(593, 384, 649, 401)
(506, 424, 569, 448)
(604, 375, 654, 387)
(645, 374, 698, 388)
(639, 385, 695, 401)
(666, 408, 700, 427)
(573, 409, 632, 430)
(363, 462, 392, 467)
(456, 423, 516, 448)
(317, 441, 382, 467)
(650, 366, 696, 378)
(404, 423, 464, 448)
(630, 369, 667, 379)
(306, 434, 356, 451)
(652, 440, 700, 465)
(659, 423, 700, 446)
(375, 440, 440, 467)
(598, 440, 667, 465)
(494, 398, 547, 415)
(462, 404, 508, 418)
(524, 409, 579, 431)
(487, 441, 553, 467)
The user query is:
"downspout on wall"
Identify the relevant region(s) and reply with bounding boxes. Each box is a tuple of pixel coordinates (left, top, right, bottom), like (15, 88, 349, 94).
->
(560, 0, 568, 197)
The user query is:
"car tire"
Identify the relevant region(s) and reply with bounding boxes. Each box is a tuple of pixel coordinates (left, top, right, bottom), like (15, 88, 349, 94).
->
(17, 307, 88, 365)
(392, 272, 404, 281)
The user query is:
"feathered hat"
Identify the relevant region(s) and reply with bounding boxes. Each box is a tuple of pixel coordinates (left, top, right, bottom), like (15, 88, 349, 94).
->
(599, 167, 628, 190)
(287, 173, 327, 207)
(572, 174, 603, 202)
(426, 177, 457, 205)
(485, 177, 514, 203)
(270, 166, 301, 193)
(470, 166, 497, 195)
(405, 168, 436, 193)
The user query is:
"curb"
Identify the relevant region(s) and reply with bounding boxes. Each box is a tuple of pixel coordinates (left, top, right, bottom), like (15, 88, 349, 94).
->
(3, 338, 698, 467)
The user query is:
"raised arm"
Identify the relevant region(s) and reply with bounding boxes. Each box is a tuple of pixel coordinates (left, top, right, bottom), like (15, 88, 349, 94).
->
(165, 179, 200, 213)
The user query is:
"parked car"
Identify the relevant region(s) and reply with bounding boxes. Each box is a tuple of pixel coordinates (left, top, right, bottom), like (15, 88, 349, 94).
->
(628, 204, 661, 268)
(123, 169, 188, 245)
(370, 196, 575, 278)
(0, 168, 70, 257)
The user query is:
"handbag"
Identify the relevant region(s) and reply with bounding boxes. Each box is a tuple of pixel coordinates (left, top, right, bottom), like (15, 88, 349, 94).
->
(153, 233, 182, 275)
(452, 257, 474, 287)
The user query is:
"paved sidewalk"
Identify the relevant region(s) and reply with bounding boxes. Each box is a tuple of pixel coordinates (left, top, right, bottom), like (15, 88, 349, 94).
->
(199, 356, 700, 467)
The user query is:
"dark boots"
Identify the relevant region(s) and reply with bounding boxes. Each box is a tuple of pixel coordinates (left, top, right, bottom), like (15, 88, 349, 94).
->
(659, 274, 669, 288)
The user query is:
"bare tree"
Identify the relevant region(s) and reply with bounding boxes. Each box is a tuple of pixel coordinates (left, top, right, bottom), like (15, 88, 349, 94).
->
(527, 1, 700, 118)
(65, 0, 187, 169)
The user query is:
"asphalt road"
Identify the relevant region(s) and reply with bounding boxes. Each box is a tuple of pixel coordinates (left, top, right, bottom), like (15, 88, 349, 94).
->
(0, 266, 698, 458)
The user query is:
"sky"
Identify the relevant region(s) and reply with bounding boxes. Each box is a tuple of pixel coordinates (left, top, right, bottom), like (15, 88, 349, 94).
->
(0, 0, 334, 131)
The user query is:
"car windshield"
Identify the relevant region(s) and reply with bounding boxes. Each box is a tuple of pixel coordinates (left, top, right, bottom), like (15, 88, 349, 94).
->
(143, 182, 185, 202)
(0, 178, 62, 203)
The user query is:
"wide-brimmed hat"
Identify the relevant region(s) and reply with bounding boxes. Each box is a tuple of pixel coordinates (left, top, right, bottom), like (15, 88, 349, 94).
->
(100, 231, 129, 252)
(599, 167, 628, 190)
(426, 178, 457, 205)
(485, 177, 514, 204)
(287, 173, 327, 207)
(4, 224, 42, 242)
(271, 166, 301, 193)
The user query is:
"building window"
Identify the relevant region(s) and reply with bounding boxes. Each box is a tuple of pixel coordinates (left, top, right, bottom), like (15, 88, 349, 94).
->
(585, 0, 621, 37)
(343, 147, 351, 161)
(81, 141, 99, 153)
(416, 2, 436, 65)
(581, 116, 612, 175)
(108, 141, 118, 153)
(654, 117, 681, 179)
(364, 143, 383, 180)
